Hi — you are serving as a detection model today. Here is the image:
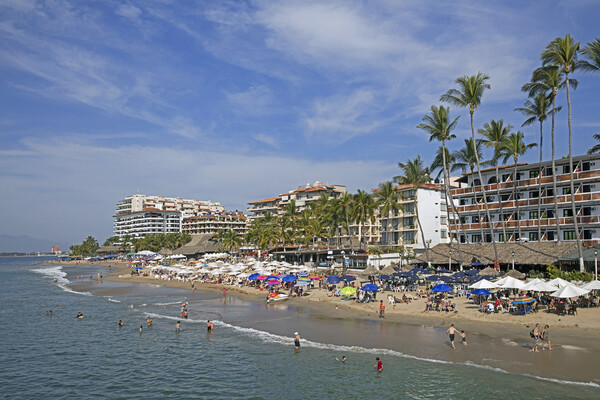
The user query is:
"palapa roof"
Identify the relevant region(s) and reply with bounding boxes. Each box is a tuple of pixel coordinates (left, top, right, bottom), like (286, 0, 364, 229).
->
(503, 269, 526, 279)
(379, 264, 397, 275)
(164, 234, 219, 256)
(361, 265, 380, 276)
(480, 266, 500, 277)
(411, 242, 578, 266)
(97, 245, 122, 254)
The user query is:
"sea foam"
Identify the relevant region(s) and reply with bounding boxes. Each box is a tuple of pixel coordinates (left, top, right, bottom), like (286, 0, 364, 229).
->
(32, 266, 92, 296)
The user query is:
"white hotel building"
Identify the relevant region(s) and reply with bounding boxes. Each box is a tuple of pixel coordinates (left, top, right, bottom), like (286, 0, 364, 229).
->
(451, 154, 600, 246)
(113, 194, 225, 238)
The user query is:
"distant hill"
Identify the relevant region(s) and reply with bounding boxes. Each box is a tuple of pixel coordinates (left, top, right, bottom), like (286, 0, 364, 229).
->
(0, 234, 70, 253)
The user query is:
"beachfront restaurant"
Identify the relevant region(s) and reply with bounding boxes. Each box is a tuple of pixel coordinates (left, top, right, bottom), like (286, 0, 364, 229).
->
(270, 245, 368, 269)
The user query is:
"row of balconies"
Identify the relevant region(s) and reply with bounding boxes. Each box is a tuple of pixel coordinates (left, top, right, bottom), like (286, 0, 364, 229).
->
(456, 215, 600, 232)
(455, 192, 600, 214)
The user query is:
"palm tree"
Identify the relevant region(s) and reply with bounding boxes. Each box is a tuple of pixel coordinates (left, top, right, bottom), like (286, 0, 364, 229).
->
(441, 72, 499, 265)
(522, 66, 568, 240)
(337, 192, 355, 250)
(497, 132, 537, 241)
(351, 190, 376, 250)
(542, 34, 584, 271)
(375, 181, 403, 248)
(395, 156, 430, 263)
(478, 119, 512, 242)
(452, 138, 487, 242)
(588, 133, 600, 154)
(282, 199, 298, 245)
(578, 38, 600, 72)
(515, 93, 551, 242)
(417, 105, 463, 269)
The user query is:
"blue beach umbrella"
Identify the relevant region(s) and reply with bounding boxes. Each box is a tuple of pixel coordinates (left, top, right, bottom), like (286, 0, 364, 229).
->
(294, 281, 310, 287)
(281, 274, 297, 283)
(425, 275, 441, 281)
(340, 275, 356, 282)
(432, 284, 453, 292)
(297, 272, 309, 277)
(247, 273, 259, 280)
(465, 269, 479, 276)
(327, 275, 341, 284)
(437, 268, 451, 273)
(378, 274, 391, 280)
(470, 289, 491, 296)
(360, 284, 379, 292)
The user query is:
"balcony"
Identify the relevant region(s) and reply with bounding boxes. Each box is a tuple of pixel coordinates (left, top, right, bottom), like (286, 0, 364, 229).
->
(457, 215, 600, 231)
(455, 192, 600, 213)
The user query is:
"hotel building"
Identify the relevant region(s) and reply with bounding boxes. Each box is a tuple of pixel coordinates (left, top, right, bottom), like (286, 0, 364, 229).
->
(182, 211, 247, 236)
(451, 154, 600, 246)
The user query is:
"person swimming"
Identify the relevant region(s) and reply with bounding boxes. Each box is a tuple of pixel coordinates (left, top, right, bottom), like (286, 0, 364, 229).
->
(118, 320, 124, 327)
(294, 332, 300, 349)
(76, 312, 85, 319)
(175, 321, 181, 332)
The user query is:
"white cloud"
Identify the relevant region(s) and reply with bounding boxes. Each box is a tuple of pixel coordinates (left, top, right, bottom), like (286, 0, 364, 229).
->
(252, 133, 278, 148)
(226, 85, 273, 114)
(116, 4, 142, 19)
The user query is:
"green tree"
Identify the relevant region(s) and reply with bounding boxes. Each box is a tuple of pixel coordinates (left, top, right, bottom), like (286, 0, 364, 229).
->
(417, 105, 463, 269)
(338, 192, 355, 251)
(578, 38, 600, 72)
(515, 93, 551, 242)
(441, 72, 499, 264)
(395, 157, 430, 263)
(542, 34, 583, 271)
(497, 132, 537, 241)
(70, 236, 99, 257)
(351, 190, 376, 250)
(588, 133, 600, 154)
(478, 119, 512, 242)
(102, 236, 120, 247)
(375, 181, 403, 248)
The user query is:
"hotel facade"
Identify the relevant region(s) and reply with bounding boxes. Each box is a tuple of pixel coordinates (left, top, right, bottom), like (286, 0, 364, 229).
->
(450, 154, 600, 246)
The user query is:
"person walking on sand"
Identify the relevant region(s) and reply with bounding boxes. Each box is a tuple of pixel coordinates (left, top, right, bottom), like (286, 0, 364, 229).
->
(374, 357, 383, 372)
(446, 324, 459, 349)
(530, 323, 540, 352)
(294, 332, 301, 349)
(379, 300, 385, 318)
(460, 330, 467, 346)
(541, 325, 552, 351)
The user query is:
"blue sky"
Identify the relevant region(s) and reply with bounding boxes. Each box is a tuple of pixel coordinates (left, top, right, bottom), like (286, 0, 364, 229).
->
(1, 0, 599, 246)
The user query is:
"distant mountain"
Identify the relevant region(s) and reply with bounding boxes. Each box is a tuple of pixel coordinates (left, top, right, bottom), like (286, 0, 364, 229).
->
(0, 234, 71, 253)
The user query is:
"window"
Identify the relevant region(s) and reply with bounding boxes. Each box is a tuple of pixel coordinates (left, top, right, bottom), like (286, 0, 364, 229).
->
(440, 216, 447, 225)
(529, 170, 540, 178)
(460, 199, 467, 206)
(563, 209, 573, 217)
(547, 188, 554, 196)
(529, 232, 539, 241)
(472, 235, 482, 243)
(441, 230, 447, 238)
(488, 176, 497, 184)
(563, 231, 576, 240)
(563, 165, 570, 174)
(529, 211, 539, 219)
(546, 210, 555, 218)
(582, 162, 591, 171)
(582, 185, 591, 193)
(562, 187, 571, 195)
(583, 230, 592, 240)
(471, 198, 477, 205)
(472, 215, 480, 223)
(545, 167, 554, 176)
(501, 194, 511, 201)
(547, 231, 555, 241)
(502, 173, 510, 182)
(516, 172, 521, 180)
(499, 233, 505, 242)
(473, 179, 481, 186)
(441, 202, 447, 211)
(582, 207, 592, 216)
(530, 191, 539, 198)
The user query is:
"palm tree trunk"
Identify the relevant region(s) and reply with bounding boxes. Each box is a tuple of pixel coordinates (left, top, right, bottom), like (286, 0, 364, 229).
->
(470, 111, 499, 263)
(566, 74, 584, 271)
(471, 166, 486, 241)
(538, 120, 543, 242)
(551, 95, 561, 240)
(345, 212, 352, 252)
(415, 189, 430, 264)
(495, 162, 508, 241)
(442, 140, 463, 270)
(514, 161, 522, 240)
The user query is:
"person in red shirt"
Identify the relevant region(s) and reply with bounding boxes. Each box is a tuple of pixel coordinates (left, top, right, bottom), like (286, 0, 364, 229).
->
(379, 300, 385, 318)
(375, 357, 383, 372)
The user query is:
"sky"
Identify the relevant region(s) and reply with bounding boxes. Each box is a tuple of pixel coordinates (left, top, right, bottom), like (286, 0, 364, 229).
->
(1, 0, 599, 247)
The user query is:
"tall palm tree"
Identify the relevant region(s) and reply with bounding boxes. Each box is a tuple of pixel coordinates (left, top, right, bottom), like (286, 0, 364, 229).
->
(417, 105, 463, 269)
(542, 34, 584, 271)
(283, 199, 298, 245)
(478, 119, 512, 242)
(578, 38, 600, 72)
(441, 72, 499, 265)
(351, 190, 375, 250)
(375, 181, 403, 248)
(497, 132, 537, 241)
(515, 93, 551, 242)
(522, 66, 568, 240)
(588, 133, 600, 154)
(337, 192, 355, 250)
(452, 138, 487, 242)
(395, 156, 431, 263)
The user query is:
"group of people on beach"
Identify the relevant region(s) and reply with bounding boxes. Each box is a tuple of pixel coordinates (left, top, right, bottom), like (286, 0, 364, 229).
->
(446, 324, 467, 349)
(530, 323, 552, 352)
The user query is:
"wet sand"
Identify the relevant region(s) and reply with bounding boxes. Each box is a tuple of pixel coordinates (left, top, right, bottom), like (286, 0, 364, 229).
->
(54, 261, 600, 384)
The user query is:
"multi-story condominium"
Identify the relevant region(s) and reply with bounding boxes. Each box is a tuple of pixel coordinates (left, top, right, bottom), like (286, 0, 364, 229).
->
(182, 212, 248, 235)
(115, 194, 224, 218)
(378, 184, 452, 253)
(113, 209, 181, 238)
(247, 181, 346, 221)
(451, 154, 600, 246)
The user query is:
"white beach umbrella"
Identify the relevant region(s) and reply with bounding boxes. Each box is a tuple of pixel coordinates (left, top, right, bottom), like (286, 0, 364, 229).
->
(522, 279, 557, 292)
(547, 277, 570, 288)
(469, 279, 499, 289)
(550, 284, 590, 298)
(499, 277, 525, 290)
(580, 280, 600, 290)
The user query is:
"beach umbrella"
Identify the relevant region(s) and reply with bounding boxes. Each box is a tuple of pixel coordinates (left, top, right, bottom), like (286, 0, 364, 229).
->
(378, 274, 391, 280)
(438, 276, 453, 282)
(437, 268, 451, 273)
(340, 286, 357, 295)
(360, 284, 379, 292)
(327, 275, 341, 284)
(521, 279, 556, 292)
(512, 296, 535, 305)
(547, 277, 571, 288)
(297, 272, 309, 277)
(294, 281, 310, 287)
(281, 274, 297, 283)
(256, 275, 268, 281)
(580, 280, 600, 290)
(431, 284, 453, 292)
(499, 277, 525, 290)
(550, 284, 590, 298)
(470, 289, 491, 296)
(422, 267, 435, 274)
(469, 279, 499, 289)
(266, 279, 281, 285)
(308, 275, 320, 280)
(465, 269, 479, 276)
(425, 275, 441, 281)
(340, 275, 356, 282)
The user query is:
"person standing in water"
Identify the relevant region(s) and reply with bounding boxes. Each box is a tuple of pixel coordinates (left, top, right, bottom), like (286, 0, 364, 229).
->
(139, 325, 143, 334)
(336, 356, 347, 363)
(206, 320, 214, 332)
(460, 330, 467, 346)
(374, 357, 383, 372)
(146, 316, 153, 326)
(541, 325, 552, 351)
(446, 324, 459, 349)
(294, 332, 300, 349)
(175, 321, 181, 332)
(119, 320, 124, 327)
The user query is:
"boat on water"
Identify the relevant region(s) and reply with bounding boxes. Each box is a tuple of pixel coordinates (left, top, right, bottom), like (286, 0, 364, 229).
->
(266, 293, 289, 303)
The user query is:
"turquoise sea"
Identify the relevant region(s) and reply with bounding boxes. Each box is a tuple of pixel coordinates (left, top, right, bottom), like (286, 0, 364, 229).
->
(1, 257, 598, 399)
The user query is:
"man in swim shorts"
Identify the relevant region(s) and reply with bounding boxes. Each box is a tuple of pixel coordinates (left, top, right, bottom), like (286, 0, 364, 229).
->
(207, 320, 213, 331)
(175, 321, 181, 332)
(446, 324, 458, 349)
(294, 332, 300, 349)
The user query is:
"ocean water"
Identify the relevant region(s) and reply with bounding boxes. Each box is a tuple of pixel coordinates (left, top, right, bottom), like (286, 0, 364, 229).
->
(0, 257, 598, 399)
